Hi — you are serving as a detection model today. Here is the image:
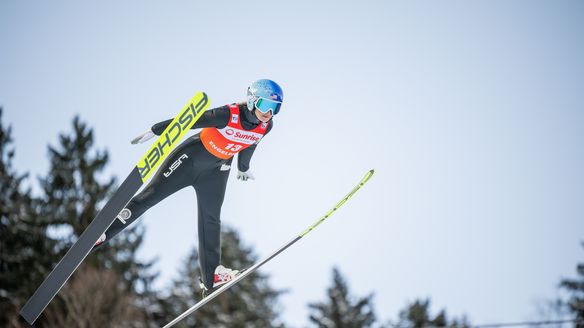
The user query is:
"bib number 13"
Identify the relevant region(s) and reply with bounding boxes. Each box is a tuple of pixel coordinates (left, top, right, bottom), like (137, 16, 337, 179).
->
(225, 143, 243, 151)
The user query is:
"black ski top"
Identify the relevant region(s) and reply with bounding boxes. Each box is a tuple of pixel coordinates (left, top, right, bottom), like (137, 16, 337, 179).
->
(150, 103, 273, 172)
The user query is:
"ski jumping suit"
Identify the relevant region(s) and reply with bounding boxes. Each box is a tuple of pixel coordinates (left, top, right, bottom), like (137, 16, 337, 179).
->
(98, 103, 272, 289)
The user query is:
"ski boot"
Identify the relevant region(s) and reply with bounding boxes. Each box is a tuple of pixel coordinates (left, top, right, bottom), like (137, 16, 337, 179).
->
(198, 265, 241, 299)
(212, 265, 240, 288)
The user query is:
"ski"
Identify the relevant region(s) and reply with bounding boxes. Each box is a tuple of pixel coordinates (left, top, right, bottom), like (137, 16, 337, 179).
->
(20, 92, 210, 325)
(162, 169, 375, 328)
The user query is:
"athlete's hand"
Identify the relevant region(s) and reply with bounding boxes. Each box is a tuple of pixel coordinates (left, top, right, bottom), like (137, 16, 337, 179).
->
(237, 170, 255, 181)
(131, 130, 155, 144)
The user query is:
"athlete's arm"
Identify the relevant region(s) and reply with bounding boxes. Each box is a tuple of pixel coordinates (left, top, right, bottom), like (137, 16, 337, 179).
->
(237, 144, 257, 172)
(150, 106, 230, 135)
(237, 121, 273, 172)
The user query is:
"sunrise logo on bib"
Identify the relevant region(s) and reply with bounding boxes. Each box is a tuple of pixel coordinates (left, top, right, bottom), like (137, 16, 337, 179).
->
(219, 128, 263, 144)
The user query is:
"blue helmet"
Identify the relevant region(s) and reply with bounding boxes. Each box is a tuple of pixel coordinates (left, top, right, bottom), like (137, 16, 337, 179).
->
(246, 79, 284, 115)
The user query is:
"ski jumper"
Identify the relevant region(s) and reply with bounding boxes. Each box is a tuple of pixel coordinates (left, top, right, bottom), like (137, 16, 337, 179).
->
(98, 103, 272, 289)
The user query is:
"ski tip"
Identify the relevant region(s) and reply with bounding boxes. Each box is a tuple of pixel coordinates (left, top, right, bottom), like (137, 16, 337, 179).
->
(359, 169, 375, 185)
(19, 307, 38, 325)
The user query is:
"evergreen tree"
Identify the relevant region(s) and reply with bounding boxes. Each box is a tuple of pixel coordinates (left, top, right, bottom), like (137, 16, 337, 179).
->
(160, 226, 285, 328)
(559, 242, 584, 328)
(391, 298, 468, 328)
(39, 116, 156, 289)
(0, 108, 58, 327)
(38, 116, 159, 326)
(308, 267, 377, 328)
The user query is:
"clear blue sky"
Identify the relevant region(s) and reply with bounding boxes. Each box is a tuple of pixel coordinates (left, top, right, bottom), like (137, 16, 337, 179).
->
(2, 1, 583, 326)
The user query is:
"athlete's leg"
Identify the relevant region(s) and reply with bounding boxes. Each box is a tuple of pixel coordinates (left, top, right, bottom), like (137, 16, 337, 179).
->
(95, 141, 196, 248)
(194, 165, 231, 289)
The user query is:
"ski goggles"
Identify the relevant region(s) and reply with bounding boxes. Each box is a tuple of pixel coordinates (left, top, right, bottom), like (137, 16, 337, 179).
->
(254, 97, 282, 115)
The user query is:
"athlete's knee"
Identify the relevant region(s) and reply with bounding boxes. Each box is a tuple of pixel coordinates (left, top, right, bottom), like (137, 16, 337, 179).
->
(127, 194, 154, 215)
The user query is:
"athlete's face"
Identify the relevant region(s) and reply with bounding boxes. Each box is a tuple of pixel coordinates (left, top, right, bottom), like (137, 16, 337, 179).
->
(254, 108, 273, 123)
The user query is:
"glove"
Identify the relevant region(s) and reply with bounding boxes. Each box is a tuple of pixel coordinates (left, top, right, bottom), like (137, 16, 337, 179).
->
(237, 170, 255, 181)
(131, 130, 155, 144)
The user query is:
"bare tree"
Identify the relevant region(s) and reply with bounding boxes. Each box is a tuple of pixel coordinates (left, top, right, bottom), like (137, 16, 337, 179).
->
(44, 267, 145, 328)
